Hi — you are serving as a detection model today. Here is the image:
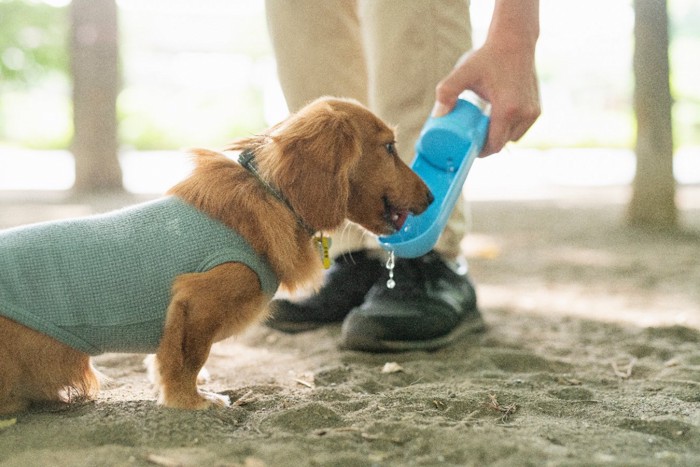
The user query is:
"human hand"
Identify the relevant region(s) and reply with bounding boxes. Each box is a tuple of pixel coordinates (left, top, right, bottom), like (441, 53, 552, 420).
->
(432, 0, 541, 157)
(433, 44, 540, 157)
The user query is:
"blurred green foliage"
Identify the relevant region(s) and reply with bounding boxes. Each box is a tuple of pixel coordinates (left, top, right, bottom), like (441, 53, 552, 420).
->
(0, 0, 70, 148)
(0, 0, 68, 87)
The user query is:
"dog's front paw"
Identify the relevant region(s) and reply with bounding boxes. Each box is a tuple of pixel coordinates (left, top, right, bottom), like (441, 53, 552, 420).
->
(159, 390, 230, 410)
(199, 390, 230, 408)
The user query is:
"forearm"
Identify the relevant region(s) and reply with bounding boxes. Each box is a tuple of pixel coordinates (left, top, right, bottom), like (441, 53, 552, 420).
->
(486, 0, 540, 52)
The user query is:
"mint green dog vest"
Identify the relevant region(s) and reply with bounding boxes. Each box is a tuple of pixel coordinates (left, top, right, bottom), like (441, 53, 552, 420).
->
(0, 197, 278, 355)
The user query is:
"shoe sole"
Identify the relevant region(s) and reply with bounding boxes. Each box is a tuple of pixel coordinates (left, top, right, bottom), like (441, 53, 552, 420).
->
(266, 320, 328, 334)
(340, 313, 486, 352)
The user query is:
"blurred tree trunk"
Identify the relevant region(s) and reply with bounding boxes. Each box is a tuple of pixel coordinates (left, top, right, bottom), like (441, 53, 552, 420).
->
(70, 0, 123, 193)
(628, 0, 677, 229)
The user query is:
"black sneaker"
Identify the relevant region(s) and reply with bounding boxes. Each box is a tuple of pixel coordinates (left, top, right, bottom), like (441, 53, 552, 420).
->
(266, 249, 385, 333)
(340, 251, 484, 352)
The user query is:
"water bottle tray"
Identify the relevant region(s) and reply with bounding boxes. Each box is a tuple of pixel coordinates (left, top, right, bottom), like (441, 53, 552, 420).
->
(378, 98, 489, 258)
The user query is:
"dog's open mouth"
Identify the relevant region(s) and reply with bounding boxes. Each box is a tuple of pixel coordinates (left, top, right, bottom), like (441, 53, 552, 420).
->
(383, 197, 410, 232)
(390, 208, 409, 231)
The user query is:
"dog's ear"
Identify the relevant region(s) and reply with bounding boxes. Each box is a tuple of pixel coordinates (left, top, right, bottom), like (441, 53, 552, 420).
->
(259, 101, 362, 231)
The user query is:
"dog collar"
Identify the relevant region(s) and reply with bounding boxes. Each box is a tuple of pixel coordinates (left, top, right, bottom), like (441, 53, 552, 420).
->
(238, 149, 317, 237)
(238, 149, 332, 269)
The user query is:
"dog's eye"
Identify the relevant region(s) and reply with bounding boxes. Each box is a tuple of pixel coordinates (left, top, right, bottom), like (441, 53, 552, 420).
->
(385, 142, 397, 156)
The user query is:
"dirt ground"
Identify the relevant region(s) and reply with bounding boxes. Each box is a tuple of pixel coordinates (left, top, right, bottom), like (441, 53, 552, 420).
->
(0, 185, 699, 467)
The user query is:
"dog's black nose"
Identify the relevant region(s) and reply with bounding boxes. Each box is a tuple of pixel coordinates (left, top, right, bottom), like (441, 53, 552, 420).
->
(426, 189, 435, 205)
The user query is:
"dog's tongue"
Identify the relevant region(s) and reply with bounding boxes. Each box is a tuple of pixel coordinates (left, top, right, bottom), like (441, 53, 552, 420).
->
(392, 209, 409, 231)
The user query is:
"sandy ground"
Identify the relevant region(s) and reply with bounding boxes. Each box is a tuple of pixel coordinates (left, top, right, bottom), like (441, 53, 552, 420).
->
(0, 185, 699, 466)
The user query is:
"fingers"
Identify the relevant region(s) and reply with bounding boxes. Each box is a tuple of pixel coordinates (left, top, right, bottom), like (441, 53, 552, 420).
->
(431, 100, 453, 119)
(480, 101, 540, 157)
(481, 121, 508, 157)
(432, 80, 461, 117)
(432, 58, 479, 117)
(434, 88, 540, 158)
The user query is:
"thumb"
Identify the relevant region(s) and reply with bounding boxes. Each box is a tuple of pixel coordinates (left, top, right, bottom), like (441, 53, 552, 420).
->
(431, 100, 453, 118)
(432, 52, 481, 117)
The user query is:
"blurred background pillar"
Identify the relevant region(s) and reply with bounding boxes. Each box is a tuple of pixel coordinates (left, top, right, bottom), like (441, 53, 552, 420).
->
(70, 0, 123, 193)
(628, 0, 677, 229)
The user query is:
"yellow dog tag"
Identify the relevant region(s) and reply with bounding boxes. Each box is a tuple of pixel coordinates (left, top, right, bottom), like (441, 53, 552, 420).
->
(314, 234, 332, 269)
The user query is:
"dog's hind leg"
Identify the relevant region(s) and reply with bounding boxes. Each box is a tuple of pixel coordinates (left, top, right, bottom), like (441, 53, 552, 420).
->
(0, 317, 35, 414)
(155, 263, 267, 409)
(0, 350, 30, 415)
(0, 316, 99, 413)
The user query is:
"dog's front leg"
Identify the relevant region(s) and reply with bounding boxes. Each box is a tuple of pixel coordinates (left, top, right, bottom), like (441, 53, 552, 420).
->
(152, 298, 226, 409)
(154, 263, 267, 409)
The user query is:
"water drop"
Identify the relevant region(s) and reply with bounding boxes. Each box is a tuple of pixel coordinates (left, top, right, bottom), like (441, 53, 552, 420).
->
(386, 251, 395, 289)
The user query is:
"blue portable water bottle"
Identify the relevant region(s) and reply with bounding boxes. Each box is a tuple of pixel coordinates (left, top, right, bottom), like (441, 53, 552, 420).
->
(378, 93, 490, 258)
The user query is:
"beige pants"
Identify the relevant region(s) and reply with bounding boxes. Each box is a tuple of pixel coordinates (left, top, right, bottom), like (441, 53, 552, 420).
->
(266, 0, 472, 259)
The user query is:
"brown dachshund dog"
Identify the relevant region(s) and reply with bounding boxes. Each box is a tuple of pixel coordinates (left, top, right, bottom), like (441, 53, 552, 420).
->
(0, 97, 432, 413)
